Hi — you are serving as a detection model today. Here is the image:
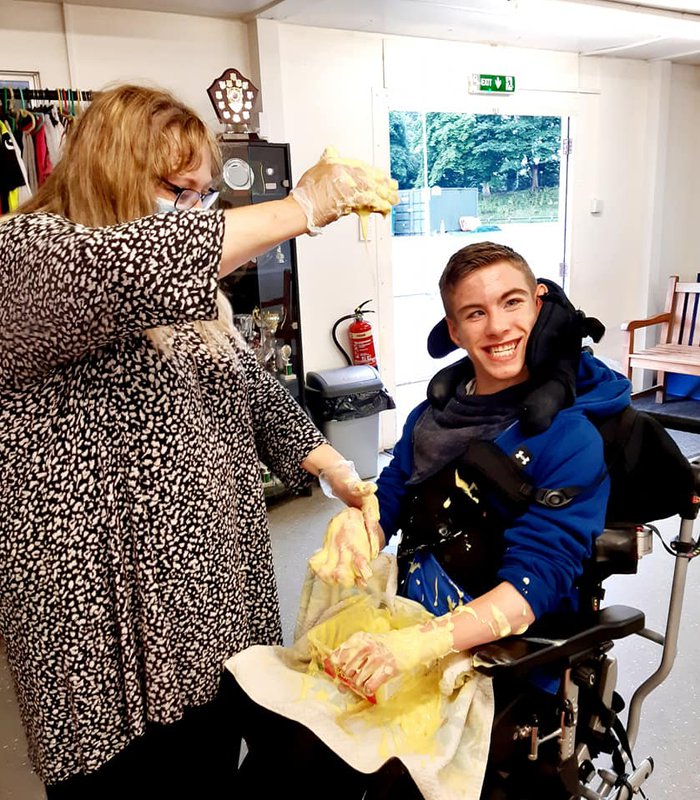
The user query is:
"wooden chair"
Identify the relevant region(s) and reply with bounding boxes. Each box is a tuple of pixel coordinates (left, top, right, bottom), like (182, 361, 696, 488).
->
(622, 275, 700, 402)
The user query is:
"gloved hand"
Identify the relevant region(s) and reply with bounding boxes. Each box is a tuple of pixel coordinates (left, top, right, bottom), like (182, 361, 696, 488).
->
(290, 146, 399, 235)
(326, 621, 456, 698)
(318, 459, 382, 550)
(309, 505, 380, 588)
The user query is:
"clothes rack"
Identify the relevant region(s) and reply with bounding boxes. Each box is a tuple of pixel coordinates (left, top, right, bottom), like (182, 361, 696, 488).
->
(15, 88, 93, 102)
(0, 86, 93, 212)
(0, 87, 93, 116)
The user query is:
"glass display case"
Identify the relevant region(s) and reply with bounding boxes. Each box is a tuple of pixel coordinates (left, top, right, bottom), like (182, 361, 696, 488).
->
(216, 139, 304, 407)
(216, 137, 307, 500)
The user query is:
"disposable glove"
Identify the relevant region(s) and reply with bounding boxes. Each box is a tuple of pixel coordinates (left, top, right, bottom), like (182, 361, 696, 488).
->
(309, 506, 379, 588)
(318, 459, 382, 552)
(326, 621, 456, 698)
(290, 146, 399, 235)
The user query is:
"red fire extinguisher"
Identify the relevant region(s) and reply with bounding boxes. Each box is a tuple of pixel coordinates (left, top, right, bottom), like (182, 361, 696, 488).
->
(332, 300, 378, 368)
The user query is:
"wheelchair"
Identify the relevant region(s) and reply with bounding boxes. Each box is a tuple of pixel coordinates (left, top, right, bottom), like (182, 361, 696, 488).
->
(472, 418, 700, 800)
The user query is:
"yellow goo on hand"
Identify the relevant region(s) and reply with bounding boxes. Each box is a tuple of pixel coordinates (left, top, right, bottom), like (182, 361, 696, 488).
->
(305, 595, 450, 756)
(322, 145, 399, 240)
(309, 506, 375, 588)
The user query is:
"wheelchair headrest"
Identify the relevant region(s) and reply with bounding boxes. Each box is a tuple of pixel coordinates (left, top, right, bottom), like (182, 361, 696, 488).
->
(427, 278, 605, 359)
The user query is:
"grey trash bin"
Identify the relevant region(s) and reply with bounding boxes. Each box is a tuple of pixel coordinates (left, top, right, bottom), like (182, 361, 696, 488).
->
(305, 365, 395, 479)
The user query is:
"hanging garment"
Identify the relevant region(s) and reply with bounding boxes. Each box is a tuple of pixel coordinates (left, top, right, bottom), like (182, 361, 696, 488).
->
(33, 122, 53, 185)
(43, 110, 63, 165)
(5, 125, 32, 204)
(20, 128, 38, 194)
(0, 120, 27, 213)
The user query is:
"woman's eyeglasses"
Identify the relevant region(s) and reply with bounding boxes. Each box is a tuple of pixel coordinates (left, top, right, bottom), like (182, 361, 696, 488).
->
(161, 180, 219, 210)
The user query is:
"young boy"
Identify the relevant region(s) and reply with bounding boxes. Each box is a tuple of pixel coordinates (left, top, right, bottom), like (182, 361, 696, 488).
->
(327, 241, 630, 699)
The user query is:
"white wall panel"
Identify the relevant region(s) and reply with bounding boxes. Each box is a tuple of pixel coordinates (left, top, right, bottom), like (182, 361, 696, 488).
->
(63, 3, 250, 127)
(0, 1, 71, 86)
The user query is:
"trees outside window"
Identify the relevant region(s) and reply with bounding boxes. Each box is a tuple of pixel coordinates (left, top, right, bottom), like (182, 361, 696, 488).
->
(390, 111, 561, 221)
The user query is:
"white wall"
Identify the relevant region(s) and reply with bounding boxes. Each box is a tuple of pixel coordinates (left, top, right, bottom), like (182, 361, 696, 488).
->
(0, 1, 250, 127)
(0, 1, 71, 86)
(4, 6, 700, 445)
(568, 56, 653, 367)
(62, 3, 250, 127)
(271, 24, 388, 382)
(657, 63, 700, 292)
(570, 58, 700, 367)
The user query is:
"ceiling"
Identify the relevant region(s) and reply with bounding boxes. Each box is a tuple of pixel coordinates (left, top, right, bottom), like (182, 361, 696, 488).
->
(25, 0, 700, 64)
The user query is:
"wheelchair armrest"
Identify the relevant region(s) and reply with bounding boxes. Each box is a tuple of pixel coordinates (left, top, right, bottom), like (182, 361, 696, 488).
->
(593, 526, 642, 580)
(473, 605, 645, 679)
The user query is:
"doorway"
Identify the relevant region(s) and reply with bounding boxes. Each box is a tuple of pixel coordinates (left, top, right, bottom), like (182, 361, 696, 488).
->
(389, 110, 572, 436)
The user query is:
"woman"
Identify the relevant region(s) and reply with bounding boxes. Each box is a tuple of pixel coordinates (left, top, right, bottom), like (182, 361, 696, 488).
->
(0, 84, 397, 797)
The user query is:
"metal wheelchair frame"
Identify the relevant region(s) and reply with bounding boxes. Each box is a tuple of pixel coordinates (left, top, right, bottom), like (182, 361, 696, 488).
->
(473, 465, 700, 800)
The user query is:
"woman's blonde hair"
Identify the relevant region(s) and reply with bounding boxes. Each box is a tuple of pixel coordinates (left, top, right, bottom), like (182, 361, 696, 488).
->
(20, 83, 234, 356)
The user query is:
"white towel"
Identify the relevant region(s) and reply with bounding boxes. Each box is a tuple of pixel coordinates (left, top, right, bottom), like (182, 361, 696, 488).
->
(227, 554, 494, 800)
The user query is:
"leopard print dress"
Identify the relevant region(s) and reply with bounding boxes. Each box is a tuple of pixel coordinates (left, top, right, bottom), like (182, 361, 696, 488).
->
(0, 211, 326, 783)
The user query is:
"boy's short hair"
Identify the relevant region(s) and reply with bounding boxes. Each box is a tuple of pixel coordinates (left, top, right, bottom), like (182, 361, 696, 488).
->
(439, 242, 537, 318)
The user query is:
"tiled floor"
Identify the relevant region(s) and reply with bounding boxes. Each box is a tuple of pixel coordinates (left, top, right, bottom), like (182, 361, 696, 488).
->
(0, 641, 43, 799)
(3, 476, 700, 798)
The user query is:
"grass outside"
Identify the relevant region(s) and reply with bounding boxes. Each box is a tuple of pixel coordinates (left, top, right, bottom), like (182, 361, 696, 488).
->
(479, 187, 559, 224)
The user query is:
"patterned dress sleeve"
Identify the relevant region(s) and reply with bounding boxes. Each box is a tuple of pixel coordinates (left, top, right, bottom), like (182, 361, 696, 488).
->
(237, 346, 326, 493)
(0, 211, 225, 389)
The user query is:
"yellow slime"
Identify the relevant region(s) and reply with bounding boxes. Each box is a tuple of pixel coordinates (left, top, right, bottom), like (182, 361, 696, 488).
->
(323, 146, 398, 241)
(305, 595, 450, 757)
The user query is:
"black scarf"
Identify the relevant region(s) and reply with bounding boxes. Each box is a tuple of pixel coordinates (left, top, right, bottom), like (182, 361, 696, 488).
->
(409, 376, 532, 485)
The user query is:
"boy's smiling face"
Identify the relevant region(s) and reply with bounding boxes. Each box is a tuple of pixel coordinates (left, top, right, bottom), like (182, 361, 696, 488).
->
(446, 260, 545, 395)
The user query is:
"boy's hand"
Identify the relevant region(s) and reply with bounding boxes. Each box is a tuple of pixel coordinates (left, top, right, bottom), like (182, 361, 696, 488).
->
(326, 622, 455, 697)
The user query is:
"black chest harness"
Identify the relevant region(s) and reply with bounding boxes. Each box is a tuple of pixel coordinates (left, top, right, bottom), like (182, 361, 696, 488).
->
(397, 401, 700, 602)
(397, 439, 590, 598)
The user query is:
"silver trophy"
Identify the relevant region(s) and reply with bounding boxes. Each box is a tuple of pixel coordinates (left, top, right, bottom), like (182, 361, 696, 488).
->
(233, 313, 254, 344)
(252, 306, 286, 371)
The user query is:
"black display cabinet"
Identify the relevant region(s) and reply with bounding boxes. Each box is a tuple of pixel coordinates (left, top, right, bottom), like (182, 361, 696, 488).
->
(216, 138, 306, 409)
(216, 137, 308, 501)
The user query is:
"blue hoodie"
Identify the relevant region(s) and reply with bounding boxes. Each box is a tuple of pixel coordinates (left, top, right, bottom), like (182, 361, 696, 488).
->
(377, 352, 631, 619)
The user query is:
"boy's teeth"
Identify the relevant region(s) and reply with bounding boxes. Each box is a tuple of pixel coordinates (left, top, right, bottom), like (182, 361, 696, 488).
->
(490, 343, 516, 357)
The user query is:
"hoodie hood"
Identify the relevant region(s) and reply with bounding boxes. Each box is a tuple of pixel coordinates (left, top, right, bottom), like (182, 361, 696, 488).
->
(573, 351, 631, 422)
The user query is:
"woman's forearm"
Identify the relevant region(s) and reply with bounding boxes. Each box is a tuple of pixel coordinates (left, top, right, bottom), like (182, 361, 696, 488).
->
(300, 443, 347, 477)
(219, 196, 307, 277)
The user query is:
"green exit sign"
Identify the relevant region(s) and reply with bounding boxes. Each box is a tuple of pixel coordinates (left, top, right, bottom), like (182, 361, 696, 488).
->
(470, 73, 516, 94)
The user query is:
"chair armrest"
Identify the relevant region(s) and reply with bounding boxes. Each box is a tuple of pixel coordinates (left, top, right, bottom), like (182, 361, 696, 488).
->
(620, 312, 671, 333)
(473, 605, 645, 679)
